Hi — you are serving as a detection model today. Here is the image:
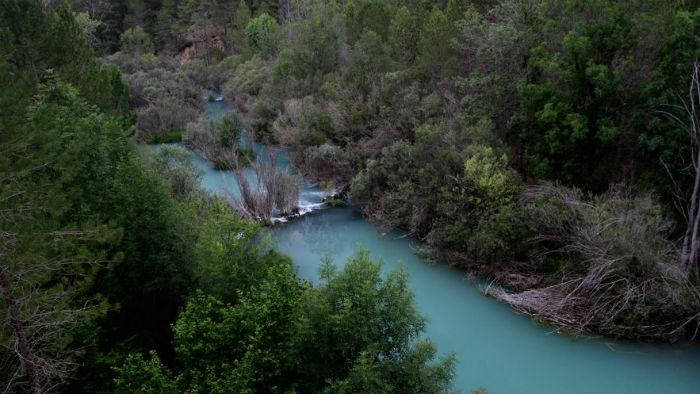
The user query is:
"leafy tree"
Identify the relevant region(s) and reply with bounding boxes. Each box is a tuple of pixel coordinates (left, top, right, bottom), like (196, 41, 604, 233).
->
(432, 145, 521, 250)
(147, 145, 204, 198)
(116, 251, 454, 393)
(95, 0, 129, 53)
(244, 13, 281, 58)
(345, 30, 393, 96)
(290, 249, 456, 394)
(154, 0, 182, 51)
(113, 254, 304, 393)
(188, 196, 294, 304)
(343, 0, 391, 44)
(639, 9, 700, 201)
(216, 109, 246, 148)
(173, 264, 303, 393)
(452, 2, 534, 126)
(75, 11, 102, 48)
(0, 0, 130, 118)
(113, 351, 177, 394)
(516, 0, 670, 191)
(232, 0, 252, 54)
(114, 249, 455, 393)
(0, 79, 117, 394)
(271, 8, 340, 82)
(388, 6, 420, 66)
(415, 6, 456, 80)
(123, 0, 151, 31)
(120, 25, 154, 54)
(91, 155, 197, 353)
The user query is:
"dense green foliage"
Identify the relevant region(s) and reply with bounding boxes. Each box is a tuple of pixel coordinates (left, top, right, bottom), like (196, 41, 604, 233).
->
(162, 0, 698, 339)
(129, 0, 700, 339)
(1, 0, 129, 124)
(104, 52, 202, 142)
(2, 3, 455, 393)
(5, 0, 700, 392)
(113, 251, 455, 394)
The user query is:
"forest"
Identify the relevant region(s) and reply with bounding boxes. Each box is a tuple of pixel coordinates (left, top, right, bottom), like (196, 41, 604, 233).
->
(1, 0, 700, 393)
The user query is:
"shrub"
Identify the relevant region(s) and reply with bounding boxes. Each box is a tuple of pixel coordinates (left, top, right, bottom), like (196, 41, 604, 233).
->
(273, 97, 334, 149)
(487, 183, 700, 339)
(227, 151, 301, 220)
(108, 56, 202, 141)
(215, 110, 246, 148)
(183, 116, 217, 155)
(147, 145, 203, 198)
(301, 142, 356, 185)
(120, 26, 154, 55)
(148, 130, 182, 144)
(222, 56, 270, 107)
(244, 14, 282, 59)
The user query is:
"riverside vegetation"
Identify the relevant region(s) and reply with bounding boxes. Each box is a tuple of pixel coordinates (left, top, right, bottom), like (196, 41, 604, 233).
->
(1, 2, 453, 393)
(1, 0, 700, 393)
(96, 0, 700, 339)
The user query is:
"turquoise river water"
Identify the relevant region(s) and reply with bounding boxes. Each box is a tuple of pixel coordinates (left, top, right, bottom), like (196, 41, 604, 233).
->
(168, 93, 700, 394)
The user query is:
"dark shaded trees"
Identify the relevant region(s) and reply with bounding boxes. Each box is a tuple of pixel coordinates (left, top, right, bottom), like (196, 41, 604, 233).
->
(114, 250, 456, 394)
(0, 80, 116, 394)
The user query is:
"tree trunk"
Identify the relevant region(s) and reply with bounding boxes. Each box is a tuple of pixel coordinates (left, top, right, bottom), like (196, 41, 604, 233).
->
(680, 158, 700, 271)
(278, 0, 290, 23)
(677, 61, 700, 278)
(688, 62, 700, 276)
(0, 264, 41, 394)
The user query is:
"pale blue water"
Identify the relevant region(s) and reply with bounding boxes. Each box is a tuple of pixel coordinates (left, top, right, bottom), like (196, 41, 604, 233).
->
(173, 92, 700, 394)
(178, 91, 324, 214)
(273, 208, 700, 394)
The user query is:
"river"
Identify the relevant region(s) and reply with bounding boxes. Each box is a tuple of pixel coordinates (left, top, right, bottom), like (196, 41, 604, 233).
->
(174, 92, 700, 394)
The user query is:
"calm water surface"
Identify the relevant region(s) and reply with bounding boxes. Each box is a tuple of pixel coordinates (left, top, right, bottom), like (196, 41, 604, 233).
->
(273, 208, 699, 394)
(178, 92, 700, 394)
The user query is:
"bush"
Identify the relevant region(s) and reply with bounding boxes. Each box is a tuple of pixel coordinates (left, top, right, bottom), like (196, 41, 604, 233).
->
(146, 145, 203, 199)
(183, 116, 216, 154)
(463, 203, 532, 270)
(227, 151, 301, 219)
(331, 198, 346, 208)
(181, 59, 210, 90)
(244, 13, 282, 59)
(301, 142, 356, 185)
(107, 55, 202, 141)
(486, 183, 700, 339)
(183, 112, 254, 170)
(248, 96, 279, 143)
(208, 55, 247, 90)
(120, 26, 155, 55)
(215, 110, 245, 148)
(147, 129, 183, 144)
(273, 96, 334, 149)
(222, 56, 270, 108)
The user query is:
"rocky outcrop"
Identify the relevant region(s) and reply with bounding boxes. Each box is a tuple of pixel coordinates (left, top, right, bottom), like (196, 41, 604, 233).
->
(177, 35, 225, 64)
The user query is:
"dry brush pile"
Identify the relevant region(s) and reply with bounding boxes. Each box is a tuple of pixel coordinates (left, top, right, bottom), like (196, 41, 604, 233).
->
(485, 183, 700, 340)
(225, 150, 301, 221)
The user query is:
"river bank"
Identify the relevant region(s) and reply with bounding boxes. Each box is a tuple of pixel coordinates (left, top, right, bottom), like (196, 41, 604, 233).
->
(155, 95, 700, 394)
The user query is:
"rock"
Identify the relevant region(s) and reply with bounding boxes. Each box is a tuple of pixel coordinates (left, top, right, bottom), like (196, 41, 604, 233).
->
(177, 35, 225, 64)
